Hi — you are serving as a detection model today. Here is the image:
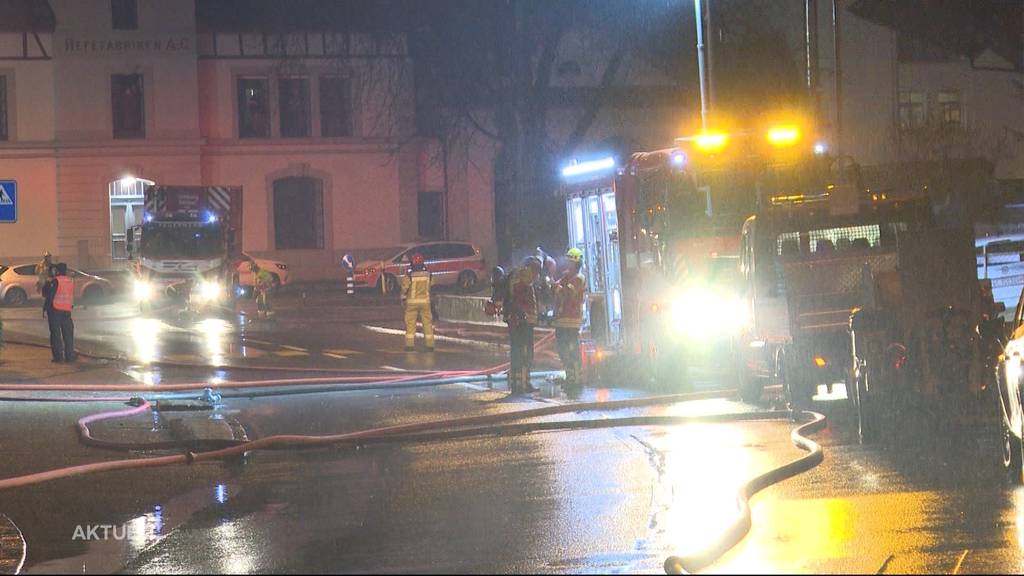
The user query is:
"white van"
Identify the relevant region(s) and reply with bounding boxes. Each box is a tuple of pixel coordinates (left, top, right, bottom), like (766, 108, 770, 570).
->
(976, 233, 1024, 320)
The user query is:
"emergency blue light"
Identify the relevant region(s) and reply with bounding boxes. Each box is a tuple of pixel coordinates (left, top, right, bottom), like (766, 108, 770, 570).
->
(205, 211, 218, 224)
(561, 157, 615, 178)
(144, 212, 153, 223)
(671, 151, 687, 167)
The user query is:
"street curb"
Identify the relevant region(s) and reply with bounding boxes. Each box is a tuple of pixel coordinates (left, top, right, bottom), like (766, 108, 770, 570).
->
(0, 514, 25, 575)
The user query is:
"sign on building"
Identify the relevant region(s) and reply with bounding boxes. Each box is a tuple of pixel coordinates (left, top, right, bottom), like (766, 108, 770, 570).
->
(0, 181, 16, 223)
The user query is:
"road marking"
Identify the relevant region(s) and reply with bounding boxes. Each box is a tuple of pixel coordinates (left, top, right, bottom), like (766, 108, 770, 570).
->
(324, 348, 362, 356)
(951, 549, 969, 575)
(280, 344, 308, 352)
(363, 325, 506, 350)
(323, 353, 348, 360)
(381, 365, 408, 372)
(876, 554, 895, 574)
(273, 350, 310, 357)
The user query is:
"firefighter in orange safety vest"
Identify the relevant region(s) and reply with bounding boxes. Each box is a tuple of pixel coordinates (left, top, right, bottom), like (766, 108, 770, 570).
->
(553, 248, 587, 395)
(42, 262, 76, 363)
(400, 252, 435, 351)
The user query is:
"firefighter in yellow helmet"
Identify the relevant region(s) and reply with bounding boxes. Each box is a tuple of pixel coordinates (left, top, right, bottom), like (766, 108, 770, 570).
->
(400, 252, 434, 351)
(554, 247, 587, 396)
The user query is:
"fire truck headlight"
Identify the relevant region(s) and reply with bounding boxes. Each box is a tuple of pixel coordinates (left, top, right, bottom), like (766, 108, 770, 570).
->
(670, 289, 746, 339)
(134, 280, 154, 301)
(199, 280, 221, 303)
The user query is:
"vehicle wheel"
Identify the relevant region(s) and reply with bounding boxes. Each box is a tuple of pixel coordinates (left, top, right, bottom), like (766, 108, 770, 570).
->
(1002, 417, 1023, 484)
(83, 285, 104, 304)
(856, 369, 878, 444)
(738, 365, 763, 404)
(380, 274, 399, 295)
(3, 287, 27, 307)
(782, 347, 812, 410)
(457, 270, 478, 293)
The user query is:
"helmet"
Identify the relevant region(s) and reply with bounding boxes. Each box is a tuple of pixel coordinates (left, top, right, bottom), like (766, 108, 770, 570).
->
(566, 248, 584, 263)
(410, 253, 425, 266)
(43, 251, 51, 258)
(522, 255, 542, 269)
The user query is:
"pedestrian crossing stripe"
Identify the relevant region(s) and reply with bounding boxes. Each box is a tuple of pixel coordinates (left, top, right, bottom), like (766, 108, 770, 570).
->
(0, 185, 12, 205)
(324, 348, 362, 356)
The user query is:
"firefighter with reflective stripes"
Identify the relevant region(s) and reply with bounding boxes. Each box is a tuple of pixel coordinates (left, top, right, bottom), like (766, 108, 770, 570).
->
(400, 253, 434, 351)
(554, 248, 587, 395)
(42, 263, 76, 362)
(505, 256, 543, 394)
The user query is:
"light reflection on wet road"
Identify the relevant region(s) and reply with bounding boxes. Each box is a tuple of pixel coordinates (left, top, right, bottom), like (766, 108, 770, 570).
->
(2, 302, 1024, 573)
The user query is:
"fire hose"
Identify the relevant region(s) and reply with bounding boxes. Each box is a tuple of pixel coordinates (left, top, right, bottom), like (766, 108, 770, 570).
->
(0, 332, 826, 573)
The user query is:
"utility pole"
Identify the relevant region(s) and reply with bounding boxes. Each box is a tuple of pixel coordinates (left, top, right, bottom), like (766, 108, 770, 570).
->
(694, 0, 709, 129)
(805, 0, 820, 123)
(832, 0, 843, 156)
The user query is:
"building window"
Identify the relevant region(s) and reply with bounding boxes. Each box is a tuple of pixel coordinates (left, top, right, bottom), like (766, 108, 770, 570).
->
(273, 177, 324, 250)
(237, 78, 270, 138)
(320, 76, 353, 137)
(418, 191, 444, 239)
(111, 74, 145, 139)
(0, 76, 7, 141)
(898, 91, 926, 130)
(279, 78, 311, 138)
(111, 0, 138, 30)
(937, 91, 962, 126)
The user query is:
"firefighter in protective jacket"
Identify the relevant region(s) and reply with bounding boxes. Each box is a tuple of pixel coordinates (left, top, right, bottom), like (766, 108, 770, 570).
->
(505, 256, 542, 394)
(554, 248, 587, 392)
(400, 253, 434, 351)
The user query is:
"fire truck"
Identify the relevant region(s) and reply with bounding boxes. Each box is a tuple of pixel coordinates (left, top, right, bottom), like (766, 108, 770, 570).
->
(559, 148, 751, 388)
(127, 185, 243, 315)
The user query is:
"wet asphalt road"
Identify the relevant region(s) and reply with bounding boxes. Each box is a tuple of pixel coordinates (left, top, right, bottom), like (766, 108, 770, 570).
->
(0, 296, 1022, 573)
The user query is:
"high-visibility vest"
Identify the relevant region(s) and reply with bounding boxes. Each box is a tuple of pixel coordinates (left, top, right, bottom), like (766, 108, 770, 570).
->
(404, 270, 431, 305)
(53, 276, 74, 312)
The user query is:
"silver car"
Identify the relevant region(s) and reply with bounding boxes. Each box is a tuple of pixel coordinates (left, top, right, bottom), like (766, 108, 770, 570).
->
(0, 263, 114, 306)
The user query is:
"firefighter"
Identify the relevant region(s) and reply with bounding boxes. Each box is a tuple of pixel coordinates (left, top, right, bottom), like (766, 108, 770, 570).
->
(42, 263, 76, 362)
(400, 252, 434, 351)
(251, 261, 274, 319)
(35, 251, 53, 295)
(484, 266, 507, 318)
(506, 256, 542, 394)
(554, 248, 587, 396)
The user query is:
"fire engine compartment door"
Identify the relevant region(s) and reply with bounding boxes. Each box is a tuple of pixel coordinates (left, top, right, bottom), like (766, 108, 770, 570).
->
(566, 189, 622, 346)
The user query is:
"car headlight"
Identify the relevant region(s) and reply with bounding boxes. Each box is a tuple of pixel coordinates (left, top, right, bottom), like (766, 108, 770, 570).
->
(198, 280, 221, 302)
(134, 280, 154, 301)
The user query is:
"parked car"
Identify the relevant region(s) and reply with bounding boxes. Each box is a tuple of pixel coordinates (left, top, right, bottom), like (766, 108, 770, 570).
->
(352, 241, 486, 294)
(236, 252, 291, 289)
(996, 281, 1024, 483)
(0, 263, 114, 306)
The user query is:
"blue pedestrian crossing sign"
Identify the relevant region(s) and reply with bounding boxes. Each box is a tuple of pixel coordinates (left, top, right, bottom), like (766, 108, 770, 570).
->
(0, 181, 15, 223)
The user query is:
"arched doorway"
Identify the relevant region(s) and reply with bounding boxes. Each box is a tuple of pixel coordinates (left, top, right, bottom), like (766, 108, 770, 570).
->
(109, 176, 154, 264)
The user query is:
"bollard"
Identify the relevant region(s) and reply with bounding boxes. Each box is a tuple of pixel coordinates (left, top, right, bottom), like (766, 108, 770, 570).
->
(346, 272, 354, 297)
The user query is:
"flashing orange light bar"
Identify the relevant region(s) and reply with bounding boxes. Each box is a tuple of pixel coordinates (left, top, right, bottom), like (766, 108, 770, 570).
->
(766, 125, 801, 147)
(694, 131, 729, 153)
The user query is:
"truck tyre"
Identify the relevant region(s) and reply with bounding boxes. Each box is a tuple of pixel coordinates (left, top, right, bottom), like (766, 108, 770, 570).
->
(856, 369, 878, 444)
(782, 347, 812, 410)
(738, 366, 763, 404)
(1002, 416, 1023, 484)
